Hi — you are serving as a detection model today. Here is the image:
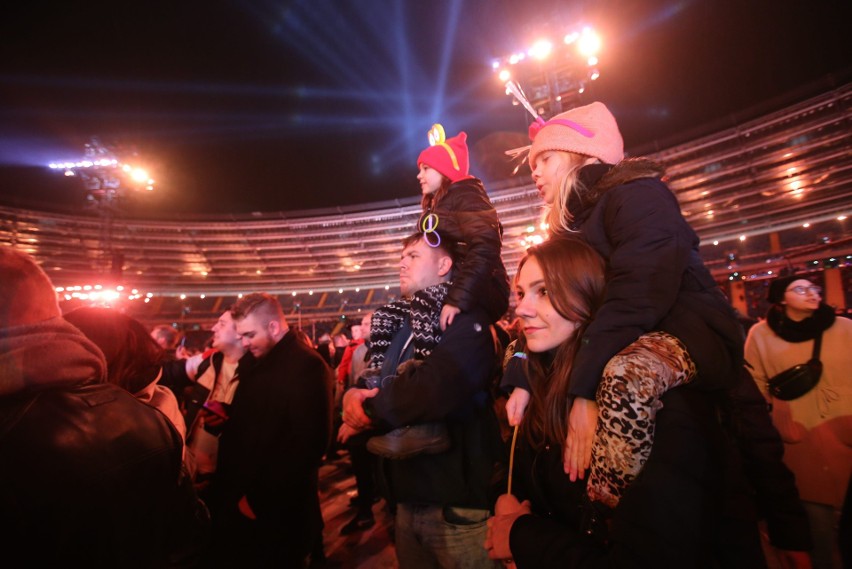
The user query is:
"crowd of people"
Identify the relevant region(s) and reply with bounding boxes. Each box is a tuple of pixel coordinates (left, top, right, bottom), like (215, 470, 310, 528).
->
(1, 102, 849, 569)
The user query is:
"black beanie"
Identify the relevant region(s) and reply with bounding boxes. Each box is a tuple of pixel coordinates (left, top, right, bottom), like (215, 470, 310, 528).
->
(767, 274, 810, 304)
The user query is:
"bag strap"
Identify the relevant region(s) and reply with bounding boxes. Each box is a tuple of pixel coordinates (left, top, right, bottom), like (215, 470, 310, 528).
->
(809, 331, 823, 364)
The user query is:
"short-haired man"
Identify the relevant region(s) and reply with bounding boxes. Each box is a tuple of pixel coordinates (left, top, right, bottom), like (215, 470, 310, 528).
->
(182, 310, 249, 488)
(151, 323, 180, 357)
(206, 293, 334, 567)
(343, 234, 504, 568)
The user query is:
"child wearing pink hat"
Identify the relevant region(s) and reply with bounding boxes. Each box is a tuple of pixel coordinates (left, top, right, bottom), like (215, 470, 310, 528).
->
(363, 124, 510, 459)
(501, 101, 746, 539)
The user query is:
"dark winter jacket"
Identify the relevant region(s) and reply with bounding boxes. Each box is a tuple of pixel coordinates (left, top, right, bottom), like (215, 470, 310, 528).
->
(0, 318, 196, 568)
(419, 177, 510, 323)
(365, 307, 504, 509)
(211, 330, 333, 551)
(563, 160, 744, 400)
(507, 386, 769, 569)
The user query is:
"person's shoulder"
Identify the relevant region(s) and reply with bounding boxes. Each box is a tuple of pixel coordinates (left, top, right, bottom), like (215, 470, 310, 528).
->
(446, 178, 491, 202)
(606, 175, 671, 201)
(745, 319, 771, 339)
(440, 309, 495, 343)
(285, 335, 333, 371)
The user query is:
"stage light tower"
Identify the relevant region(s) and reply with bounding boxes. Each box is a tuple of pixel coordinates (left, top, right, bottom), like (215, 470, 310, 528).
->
(493, 25, 602, 118)
(48, 137, 156, 302)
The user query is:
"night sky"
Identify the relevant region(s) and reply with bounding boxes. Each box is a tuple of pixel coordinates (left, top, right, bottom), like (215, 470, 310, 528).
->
(1, 0, 848, 217)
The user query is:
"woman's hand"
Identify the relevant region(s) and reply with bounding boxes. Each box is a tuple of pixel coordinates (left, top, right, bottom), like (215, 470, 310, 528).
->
(506, 388, 531, 427)
(564, 397, 598, 481)
(485, 494, 531, 562)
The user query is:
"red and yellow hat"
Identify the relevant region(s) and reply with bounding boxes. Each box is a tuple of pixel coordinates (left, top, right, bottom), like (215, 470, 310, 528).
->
(417, 124, 471, 183)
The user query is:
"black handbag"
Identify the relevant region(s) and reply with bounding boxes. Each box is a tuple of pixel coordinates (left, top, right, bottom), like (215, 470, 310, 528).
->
(767, 332, 823, 401)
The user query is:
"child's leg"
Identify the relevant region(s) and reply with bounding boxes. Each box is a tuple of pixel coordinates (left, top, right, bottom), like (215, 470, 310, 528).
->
(586, 331, 696, 509)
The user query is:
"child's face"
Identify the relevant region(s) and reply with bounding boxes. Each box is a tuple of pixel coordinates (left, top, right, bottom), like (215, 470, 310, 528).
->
(531, 150, 579, 205)
(417, 164, 444, 195)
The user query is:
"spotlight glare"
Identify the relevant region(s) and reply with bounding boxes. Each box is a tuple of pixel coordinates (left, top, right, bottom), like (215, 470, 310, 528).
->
(130, 168, 148, 183)
(528, 39, 553, 60)
(577, 28, 601, 57)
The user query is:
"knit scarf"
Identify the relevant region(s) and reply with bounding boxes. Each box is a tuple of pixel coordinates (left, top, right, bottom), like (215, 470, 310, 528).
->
(0, 317, 107, 397)
(766, 303, 836, 343)
(368, 282, 450, 371)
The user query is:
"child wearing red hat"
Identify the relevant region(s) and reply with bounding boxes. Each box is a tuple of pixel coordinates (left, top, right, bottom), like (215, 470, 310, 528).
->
(363, 124, 510, 460)
(415, 124, 509, 329)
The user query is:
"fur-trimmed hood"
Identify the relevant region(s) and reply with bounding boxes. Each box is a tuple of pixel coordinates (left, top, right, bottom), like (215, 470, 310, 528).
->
(569, 158, 667, 226)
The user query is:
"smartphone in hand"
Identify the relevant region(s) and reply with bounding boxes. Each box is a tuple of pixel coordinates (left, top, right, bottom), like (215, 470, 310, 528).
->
(202, 400, 229, 419)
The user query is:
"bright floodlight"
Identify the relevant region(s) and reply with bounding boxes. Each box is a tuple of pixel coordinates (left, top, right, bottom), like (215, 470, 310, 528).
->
(528, 39, 553, 60)
(498, 68, 511, 82)
(129, 168, 149, 183)
(578, 28, 601, 57)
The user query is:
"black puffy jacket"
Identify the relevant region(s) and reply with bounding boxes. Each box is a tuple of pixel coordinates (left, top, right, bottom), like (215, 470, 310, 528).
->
(0, 381, 194, 568)
(564, 160, 744, 399)
(419, 177, 510, 322)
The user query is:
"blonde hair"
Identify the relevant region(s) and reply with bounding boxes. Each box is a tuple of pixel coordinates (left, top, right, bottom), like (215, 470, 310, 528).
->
(541, 152, 599, 236)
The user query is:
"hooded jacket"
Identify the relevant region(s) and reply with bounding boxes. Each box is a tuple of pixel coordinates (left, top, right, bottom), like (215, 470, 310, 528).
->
(0, 318, 194, 567)
(561, 159, 744, 399)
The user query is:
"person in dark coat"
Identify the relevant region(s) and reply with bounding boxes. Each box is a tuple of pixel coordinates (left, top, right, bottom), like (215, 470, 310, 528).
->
(501, 101, 745, 528)
(364, 124, 510, 460)
(341, 233, 504, 568)
(486, 237, 768, 568)
(0, 247, 200, 568)
(206, 293, 334, 568)
(504, 100, 810, 558)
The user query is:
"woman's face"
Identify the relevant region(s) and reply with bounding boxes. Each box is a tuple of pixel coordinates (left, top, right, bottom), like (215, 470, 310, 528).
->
(514, 256, 579, 352)
(530, 150, 574, 205)
(417, 164, 443, 195)
(782, 278, 821, 315)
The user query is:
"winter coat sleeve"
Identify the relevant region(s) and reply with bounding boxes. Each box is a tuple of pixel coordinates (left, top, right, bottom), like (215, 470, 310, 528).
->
(569, 180, 694, 400)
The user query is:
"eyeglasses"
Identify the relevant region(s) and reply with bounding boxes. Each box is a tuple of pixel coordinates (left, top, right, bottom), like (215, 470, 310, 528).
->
(786, 285, 822, 296)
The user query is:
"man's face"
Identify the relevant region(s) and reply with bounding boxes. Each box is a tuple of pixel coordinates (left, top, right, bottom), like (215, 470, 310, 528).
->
(211, 311, 240, 350)
(399, 237, 449, 297)
(360, 313, 372, 339)
(235, 312, 277, 358)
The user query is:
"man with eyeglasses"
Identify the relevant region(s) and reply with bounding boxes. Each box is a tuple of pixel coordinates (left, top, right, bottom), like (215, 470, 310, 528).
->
(745, 274, 852, 569)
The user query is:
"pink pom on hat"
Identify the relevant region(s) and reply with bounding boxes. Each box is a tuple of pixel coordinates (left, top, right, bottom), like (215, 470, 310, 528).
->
(417, 124, 470, 183)
(528, 102, 624, 167)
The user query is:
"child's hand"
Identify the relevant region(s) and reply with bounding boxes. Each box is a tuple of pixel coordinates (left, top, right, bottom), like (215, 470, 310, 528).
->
(505, 387, 530, 427)
(440, 304, 461, 331)
(564, 397, 598, 481)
